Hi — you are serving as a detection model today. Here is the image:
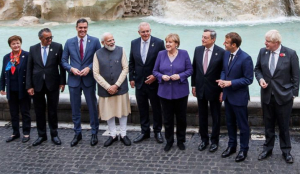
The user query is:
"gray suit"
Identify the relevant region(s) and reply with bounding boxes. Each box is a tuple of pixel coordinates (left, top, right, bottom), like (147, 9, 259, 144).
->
(254, 45, 299, 153)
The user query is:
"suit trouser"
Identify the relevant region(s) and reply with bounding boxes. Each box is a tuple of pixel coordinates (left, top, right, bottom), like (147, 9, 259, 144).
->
(225, 99, 250, 152)
(33, 82, 59, 137)
(197, 97, 221, 144)
(135, 84, 162, 134)
(69, 82, 99, 135)
(8, 91, 31, 135)
(262, 95, 293, 153)
(160, 96, 188, 145)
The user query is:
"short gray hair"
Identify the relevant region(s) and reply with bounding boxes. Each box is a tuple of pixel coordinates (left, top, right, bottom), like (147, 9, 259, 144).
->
(138, 22, 151, 31)
(38, 28, 51, 38)
(101, 32, 112, 42)
(265, 30, 281, 43)
(204, 29, 216, 39)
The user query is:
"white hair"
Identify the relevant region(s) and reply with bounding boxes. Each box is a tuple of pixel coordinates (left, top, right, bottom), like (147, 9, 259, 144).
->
(138, 22, 151, 31)
(265, 30, 282, 43)
(101, 32, 113, 42)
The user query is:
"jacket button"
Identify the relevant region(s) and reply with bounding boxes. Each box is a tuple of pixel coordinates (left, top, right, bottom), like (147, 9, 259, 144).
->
(23, 82, 25, 84)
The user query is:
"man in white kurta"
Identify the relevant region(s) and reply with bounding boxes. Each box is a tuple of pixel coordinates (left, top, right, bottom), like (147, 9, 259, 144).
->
(93, 32, 131, 147)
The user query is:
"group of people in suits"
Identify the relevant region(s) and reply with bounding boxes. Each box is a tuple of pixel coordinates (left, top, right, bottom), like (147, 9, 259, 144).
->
(0, 19, 298, 164)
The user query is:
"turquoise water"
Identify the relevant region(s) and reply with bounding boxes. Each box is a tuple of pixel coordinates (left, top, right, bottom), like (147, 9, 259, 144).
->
(1, 18, 300, 96)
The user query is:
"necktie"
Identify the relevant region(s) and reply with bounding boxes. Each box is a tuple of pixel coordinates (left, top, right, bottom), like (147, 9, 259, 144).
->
(80, 39, 84, 60)
(203, 48, 210, 74)
(42, 46, 47, 66)
(228, 54, 234, 69)
(141, 41, 147, 64)
(270, 51, 275, 76)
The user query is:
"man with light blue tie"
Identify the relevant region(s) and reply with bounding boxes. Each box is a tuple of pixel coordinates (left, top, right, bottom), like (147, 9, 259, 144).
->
(61, 18, 101, 147)
(27, 28, 66, 146)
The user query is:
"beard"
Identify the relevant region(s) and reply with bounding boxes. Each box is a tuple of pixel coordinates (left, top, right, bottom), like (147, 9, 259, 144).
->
(104, 44, 115, 51)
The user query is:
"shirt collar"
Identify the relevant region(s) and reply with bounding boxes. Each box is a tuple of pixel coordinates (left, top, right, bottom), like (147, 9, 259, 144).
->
(40, 43, 49, 48)
(77, 35, 87, 42)
(232, 47, 239, 56)
(273, 45, 281, 54)
(205, 44, 214, 51)
(141, 36, 151, 44)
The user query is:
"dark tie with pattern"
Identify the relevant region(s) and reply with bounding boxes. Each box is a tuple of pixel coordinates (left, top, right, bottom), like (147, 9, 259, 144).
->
(80, 39, 84, 61)
(228, 54, 234, 69)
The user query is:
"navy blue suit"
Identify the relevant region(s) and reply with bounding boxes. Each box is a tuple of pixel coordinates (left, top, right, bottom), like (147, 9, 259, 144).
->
(62, 35, 101, 135)
(0, 50, 31, 135)
(129, 36, 165, 134)
(221, 48, 253, 152)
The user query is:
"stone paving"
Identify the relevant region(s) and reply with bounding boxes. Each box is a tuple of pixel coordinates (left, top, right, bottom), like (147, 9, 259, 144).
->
(0, 126, 299, 174)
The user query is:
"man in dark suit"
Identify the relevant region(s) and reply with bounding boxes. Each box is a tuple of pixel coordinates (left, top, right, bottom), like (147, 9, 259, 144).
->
(129, 22, 165, 143)
(26, 28, 66, 146)
(216, 32, 253, 162)
(254, 30, 299, 163)
(61, 18, 101, 147)
(191, 29, 225, 152)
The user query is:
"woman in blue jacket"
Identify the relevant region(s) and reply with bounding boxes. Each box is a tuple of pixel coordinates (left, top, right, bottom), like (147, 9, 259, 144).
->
(0, 35, 31, 143)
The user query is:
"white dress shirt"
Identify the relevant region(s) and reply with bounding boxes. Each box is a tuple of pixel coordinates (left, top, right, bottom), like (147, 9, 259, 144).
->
(202, 44, 214, 68)
(140, 36, 151, 61)
(268, 45, 281, 70)
(77, 35, 88, 57)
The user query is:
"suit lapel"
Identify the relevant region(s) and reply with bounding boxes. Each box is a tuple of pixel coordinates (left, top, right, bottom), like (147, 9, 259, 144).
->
(227, 49, 241, 75)
(264, 49, 272, 76)
(46, 44, 55, 66)
(274, 46, 285, 75)
(36, 44, 44, 67)
(83, 35, 91, 62)
(144, 37, 154, 65)
(18, 50, 25, 72)
(73, 37, 81, 61)
(136, 38, 143, 64)
(198, 47, 205, 74)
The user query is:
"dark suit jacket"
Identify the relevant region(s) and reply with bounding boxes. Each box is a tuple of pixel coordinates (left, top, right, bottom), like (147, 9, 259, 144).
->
(0, 50, 29, 100)
(129, 36, 165, 89)
(61, 35, 101, 88)
(221, 48, 253, 106)
(191, 44, 225, 100)
(254, 45, 299, 105)
(26, 42, 66, 92)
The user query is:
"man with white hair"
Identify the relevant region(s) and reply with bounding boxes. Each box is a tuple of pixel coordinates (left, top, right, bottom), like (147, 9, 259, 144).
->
(254, 30, 299, 163)
(93, 32, 131, 147)
(129, 22, 165, 143)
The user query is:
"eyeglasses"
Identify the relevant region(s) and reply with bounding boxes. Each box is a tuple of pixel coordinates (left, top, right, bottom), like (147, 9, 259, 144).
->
(45, 36, 54, 41)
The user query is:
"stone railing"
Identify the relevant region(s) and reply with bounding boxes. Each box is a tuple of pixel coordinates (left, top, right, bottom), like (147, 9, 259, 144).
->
(0, 94, 300, 127)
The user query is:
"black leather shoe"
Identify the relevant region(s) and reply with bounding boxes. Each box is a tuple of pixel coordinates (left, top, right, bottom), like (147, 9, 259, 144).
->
(282, 152, 293, 163)
(198, 141, 209, 151)
(22, 136, 30, 143)
(154, 132, 164, 143)
(235, 151, 247, 162)
(209, 144, 218, 152)
(133, 133, 150, 143)
(104, 136, 118, 147)
(51, 136, 61, 145)
(221, 147, 236, 158)
(6, 134, 20, 142)
(164, 143, 173, 152)
(32, 136, 47, 146)
(177, 142, 185, 150)
(258, 150, 272, 160)
(90, 134, 98, 146)
(120, 136, 131, 146)
(71, 133, 82, 147)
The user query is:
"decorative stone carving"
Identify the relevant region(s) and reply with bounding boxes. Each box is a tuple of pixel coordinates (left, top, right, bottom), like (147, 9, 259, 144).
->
(15, 16, 39, 26)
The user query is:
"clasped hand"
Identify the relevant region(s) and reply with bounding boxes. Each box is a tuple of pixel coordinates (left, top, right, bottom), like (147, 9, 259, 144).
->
(71, 67, 90, 76)
(107, 85, 118, 95)
(162, 74, 180, 81)
(216, 79, 231, 88)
